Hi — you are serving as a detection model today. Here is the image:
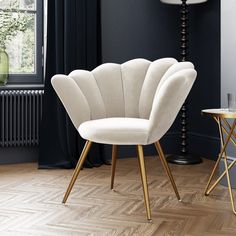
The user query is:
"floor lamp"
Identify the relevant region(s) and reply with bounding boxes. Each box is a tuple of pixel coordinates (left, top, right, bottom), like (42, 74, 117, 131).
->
(160, 0, 207, 165)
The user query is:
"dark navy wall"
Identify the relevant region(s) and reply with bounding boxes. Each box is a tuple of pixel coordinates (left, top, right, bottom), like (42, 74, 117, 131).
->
(188, 0, 220, 159)
(101, 0, 220, 159)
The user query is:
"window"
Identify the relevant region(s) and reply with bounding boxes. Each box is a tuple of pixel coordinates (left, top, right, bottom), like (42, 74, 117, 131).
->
(0, 0, 43, 84)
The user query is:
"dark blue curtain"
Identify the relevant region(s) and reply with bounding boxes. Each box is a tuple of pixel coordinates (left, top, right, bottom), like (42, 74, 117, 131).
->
(39, 0, 106, 168)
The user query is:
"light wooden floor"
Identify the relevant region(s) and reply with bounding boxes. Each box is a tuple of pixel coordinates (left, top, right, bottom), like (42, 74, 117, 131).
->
(0, 157, 236, 235)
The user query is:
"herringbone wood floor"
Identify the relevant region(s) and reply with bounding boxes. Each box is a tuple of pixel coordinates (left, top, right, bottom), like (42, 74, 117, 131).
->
(0, 157, 236, 236)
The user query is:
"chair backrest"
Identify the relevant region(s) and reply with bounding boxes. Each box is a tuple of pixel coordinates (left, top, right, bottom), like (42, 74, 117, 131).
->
(69, 58, 151, 119)
(51, 58, 196, 132)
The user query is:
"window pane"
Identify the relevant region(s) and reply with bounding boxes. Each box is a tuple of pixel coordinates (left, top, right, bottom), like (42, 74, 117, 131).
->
(0, 0, 35, 10)
(0, 0, 42, 83)
(6, 13, 36, 74)
(19, 0, 35, 10)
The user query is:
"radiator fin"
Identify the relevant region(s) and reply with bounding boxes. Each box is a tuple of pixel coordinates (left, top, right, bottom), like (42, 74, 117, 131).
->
(0, 90, 44, 147)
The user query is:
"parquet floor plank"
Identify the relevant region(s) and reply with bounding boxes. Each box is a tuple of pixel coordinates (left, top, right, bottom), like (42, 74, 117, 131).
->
(0, 157, 236, 235)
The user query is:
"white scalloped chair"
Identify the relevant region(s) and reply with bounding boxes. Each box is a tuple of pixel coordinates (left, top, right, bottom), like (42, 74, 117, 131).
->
(51, 58, 197, 221)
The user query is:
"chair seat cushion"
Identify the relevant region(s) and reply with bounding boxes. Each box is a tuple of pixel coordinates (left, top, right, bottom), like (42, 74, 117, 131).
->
(78, 118, 149, 145)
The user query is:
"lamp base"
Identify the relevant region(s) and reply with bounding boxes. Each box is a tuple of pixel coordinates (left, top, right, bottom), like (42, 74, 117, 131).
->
(166, 154, 202, 165)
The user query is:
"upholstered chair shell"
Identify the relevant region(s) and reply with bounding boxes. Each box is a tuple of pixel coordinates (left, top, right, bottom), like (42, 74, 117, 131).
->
(51, 58, 197, 221)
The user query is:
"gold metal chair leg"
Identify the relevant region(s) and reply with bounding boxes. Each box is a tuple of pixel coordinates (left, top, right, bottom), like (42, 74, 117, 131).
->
(111, 145, 117, 190)
(62, 140, 93, 203)
(154, 141, 181, 201)
(137, 145, 152, 221)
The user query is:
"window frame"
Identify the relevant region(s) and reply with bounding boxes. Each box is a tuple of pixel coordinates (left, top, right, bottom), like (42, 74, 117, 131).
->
(3, 0, 43, 85)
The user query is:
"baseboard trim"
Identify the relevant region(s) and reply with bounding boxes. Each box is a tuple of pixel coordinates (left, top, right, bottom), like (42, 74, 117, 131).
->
(0, 147, 38, 165)
(188, 132, 220, 160)
(0, 132, 220, 164)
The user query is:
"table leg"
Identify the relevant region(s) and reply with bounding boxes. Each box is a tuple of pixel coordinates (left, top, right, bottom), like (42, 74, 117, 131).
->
(216, 117, 236, 146)
(218, 118, 236, 214)
(206, 158, 236, 195)
(205, 118, 236, 214)
(204, 151, 223, 195)
(223, 118, 236, 142)
(204, 117, 229, 195)
(205, 118, 236, 196)
(223, 155, 236, 214)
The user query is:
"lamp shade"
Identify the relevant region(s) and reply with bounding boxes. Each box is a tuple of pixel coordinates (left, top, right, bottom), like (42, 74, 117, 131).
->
(160, 0, 207, 4)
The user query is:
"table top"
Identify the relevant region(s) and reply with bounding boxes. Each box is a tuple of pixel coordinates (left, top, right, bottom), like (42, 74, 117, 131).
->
(202, 108, 236, 118)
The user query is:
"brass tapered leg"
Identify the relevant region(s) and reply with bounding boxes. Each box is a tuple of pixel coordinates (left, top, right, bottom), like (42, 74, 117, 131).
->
(62, 140, 93, 203)
(154, 141, 181, 201)
(137, 145, 152, 221)
(111, 145, 117, 190)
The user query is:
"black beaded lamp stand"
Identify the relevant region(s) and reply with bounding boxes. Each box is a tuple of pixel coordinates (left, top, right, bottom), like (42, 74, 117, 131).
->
(166, 0, 202, 164)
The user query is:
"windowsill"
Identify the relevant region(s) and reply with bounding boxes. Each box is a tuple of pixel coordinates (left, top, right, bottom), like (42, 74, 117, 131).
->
(0, 84, 44, 90)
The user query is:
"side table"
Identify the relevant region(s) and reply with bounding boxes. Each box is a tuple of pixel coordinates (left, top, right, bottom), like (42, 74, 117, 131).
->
(202, 108, 236, 214)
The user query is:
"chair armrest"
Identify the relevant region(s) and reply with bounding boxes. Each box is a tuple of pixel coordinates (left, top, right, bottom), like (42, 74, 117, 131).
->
(147, 69, 196, 144)
(51, 74, 90, 129)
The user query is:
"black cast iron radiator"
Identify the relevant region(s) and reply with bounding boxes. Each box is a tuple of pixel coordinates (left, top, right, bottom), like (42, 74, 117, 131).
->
(0, 90, 44, 147)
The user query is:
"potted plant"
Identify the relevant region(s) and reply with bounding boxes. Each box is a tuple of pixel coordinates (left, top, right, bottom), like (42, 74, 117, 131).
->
(0, 1, 30, 85)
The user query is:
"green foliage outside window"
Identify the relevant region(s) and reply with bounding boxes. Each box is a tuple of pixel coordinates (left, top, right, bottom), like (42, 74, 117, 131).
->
(0, 1, 30, 49)
(0, 0, 36, 74)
